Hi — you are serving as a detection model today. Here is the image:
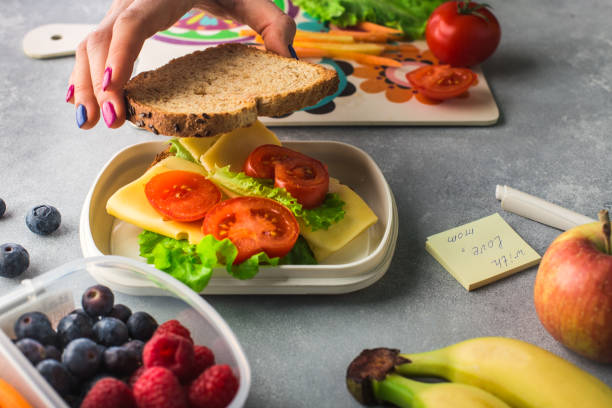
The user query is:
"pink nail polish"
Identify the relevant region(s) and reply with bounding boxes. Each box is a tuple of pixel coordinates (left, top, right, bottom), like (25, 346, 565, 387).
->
(102, 67, 112, 91)
(65, 84, 74, 102)
(102, 101, 116, 127)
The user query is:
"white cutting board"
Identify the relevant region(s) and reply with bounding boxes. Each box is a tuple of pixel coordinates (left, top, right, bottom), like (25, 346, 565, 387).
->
(23, 1, 499, 126)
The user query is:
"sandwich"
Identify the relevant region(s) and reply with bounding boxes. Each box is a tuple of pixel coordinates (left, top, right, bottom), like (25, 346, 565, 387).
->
(107, 44, 378, 292)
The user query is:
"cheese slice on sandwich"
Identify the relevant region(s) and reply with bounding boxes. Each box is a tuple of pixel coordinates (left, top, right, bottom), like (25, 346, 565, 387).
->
(106, 156, 206, 245)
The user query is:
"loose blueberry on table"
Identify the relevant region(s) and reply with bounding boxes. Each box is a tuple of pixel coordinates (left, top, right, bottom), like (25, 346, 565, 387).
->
(25, 204, 61, 235)
(0, 243, 30, 278)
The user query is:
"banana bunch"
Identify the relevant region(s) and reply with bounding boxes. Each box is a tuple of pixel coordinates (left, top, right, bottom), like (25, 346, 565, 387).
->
(347, 337, 612, 408)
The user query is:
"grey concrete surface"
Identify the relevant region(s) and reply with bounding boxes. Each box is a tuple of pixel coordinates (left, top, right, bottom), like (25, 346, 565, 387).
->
(1, 0, 611, 406)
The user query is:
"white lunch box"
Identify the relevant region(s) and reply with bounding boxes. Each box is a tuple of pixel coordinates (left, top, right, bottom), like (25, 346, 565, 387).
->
(80, 140, 399, 295)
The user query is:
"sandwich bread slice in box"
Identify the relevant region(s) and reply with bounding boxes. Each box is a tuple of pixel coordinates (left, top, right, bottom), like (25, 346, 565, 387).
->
(107, 43, 378, 292)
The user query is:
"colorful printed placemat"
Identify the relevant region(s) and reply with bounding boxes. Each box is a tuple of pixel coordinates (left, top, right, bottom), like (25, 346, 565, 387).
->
(135, 1, 499, 126)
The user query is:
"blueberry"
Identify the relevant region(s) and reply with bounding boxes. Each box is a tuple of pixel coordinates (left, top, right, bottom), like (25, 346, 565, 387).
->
(123, 339, 145, 363)
(0, 243, 29, 278)
(69, 308, 95, 325)
(44, 345, 62, 361)
(103, 346, 140, 375)
(127, 311, 158, 341)
(93, 317, 128, 347)
(25, 204, 61, 235)
(62, 338, 102, 378)
(0, 198, 5, 217)
(36, 359, 74, 396)
(14, 311, 57, 346)
(108, 304, 132, 323)
(57, 312, 94, 347)
(16, 338, 46, 365)
(82, 285, 114, 318)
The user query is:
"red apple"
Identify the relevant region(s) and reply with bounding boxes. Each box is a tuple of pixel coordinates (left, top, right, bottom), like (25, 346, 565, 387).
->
(534, 212, 612, 363)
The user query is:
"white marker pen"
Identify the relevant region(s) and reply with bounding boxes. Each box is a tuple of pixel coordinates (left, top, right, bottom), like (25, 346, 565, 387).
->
(495, 185, 595, 231)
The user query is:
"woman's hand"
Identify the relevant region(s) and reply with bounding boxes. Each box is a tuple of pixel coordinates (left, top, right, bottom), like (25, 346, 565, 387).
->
(66, 0, 296, 129)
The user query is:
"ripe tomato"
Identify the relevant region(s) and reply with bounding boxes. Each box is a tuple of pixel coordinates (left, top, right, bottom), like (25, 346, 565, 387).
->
(202, 197, 299, 264)
(145, 170, 221, 222)
(407, 65, 476, 100)
(244, 145, 330, 209)
(426, 1, 501, 67)
(243, 144, 307, 179)
(274, 157, 329, 209)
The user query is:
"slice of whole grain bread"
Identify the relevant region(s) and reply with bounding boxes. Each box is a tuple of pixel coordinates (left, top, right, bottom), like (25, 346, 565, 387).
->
(125, 43, 339, 137)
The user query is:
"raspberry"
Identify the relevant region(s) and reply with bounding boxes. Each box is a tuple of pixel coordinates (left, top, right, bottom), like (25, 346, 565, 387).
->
(192, 345, 215, 379)
(81, 378, 135, 408)
(129, 366, 146, 388)
(143, 333, 194, 382)
(133, 367, 187, 408)
(188, 365, 239, 408)
(155, 320, 194, 343)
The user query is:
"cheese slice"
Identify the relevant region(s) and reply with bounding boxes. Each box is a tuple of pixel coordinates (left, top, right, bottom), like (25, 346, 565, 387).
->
(179, 135, 221, 161)
(300, 178, 378, 261)
(106, 156, 207, 244)
(200, 120, 281, 172)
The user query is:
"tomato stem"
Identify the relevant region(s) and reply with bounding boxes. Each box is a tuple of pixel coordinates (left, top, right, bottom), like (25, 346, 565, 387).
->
(456, 0, 492, 22)
(598, 209, 611, 255)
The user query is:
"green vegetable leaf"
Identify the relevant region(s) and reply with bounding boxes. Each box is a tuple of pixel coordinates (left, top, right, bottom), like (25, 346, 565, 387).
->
(168, 139, 197, 163)
(208, 165, 345, 231)
(195, 234, 280, 280)
(227, 252, 280, 280)
(302, 193, 346, 231)
(139, 230, 283, 291)
(292, 0, 445, 39)
(279, 236, 317, 265)
(139, 230, 212, 292)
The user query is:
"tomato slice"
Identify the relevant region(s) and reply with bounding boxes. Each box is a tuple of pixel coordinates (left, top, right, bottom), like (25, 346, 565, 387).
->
(145, 170, 221, 222)
(274, 157, 329, 209)
(406, 65, 476, 100)
(202, 197, 299, 264)
(244, 145, 330, 208)
(243, 144, 307, 179)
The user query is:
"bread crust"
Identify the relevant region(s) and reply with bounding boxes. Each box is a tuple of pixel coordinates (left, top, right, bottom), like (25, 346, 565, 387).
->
(125, 44, 339, 138)
(149, 145, 172, 168)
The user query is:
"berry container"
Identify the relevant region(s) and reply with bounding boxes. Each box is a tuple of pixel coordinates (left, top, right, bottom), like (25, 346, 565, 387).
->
(0, 256, 250, 407)
(80, 140, 398, 295)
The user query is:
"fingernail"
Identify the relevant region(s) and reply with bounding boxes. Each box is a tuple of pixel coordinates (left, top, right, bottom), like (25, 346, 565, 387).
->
(102, 67, 112, 91)
(288, 44, 298, 60)
(65, 84, 74, 102)
(76, 104, 87, 128)
(102, 101, 116, 127)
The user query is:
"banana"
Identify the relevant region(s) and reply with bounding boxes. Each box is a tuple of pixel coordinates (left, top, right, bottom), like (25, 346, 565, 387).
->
(375, 374, 511, 408)
(395, 337, 612, 408)
(347, 347, 511, 408)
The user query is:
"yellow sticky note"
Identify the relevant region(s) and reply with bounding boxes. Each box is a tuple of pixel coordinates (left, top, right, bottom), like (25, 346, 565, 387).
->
(425, 213, 541, 291)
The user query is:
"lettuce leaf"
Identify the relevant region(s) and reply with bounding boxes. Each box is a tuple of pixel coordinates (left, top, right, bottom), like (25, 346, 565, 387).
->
(292, 0, 445, 39)
(279, 236, 317, 265)
(208, 165, 345, 231)
(139, 231, 212, 292)
(139, 230, 317, 290)
(168, 139, 197, 163)
(139, 230, 280, 292)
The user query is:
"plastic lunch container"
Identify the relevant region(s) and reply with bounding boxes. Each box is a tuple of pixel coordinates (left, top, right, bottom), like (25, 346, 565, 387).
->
(80, 140, 399, 295)
(0, 256, 250, 407)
